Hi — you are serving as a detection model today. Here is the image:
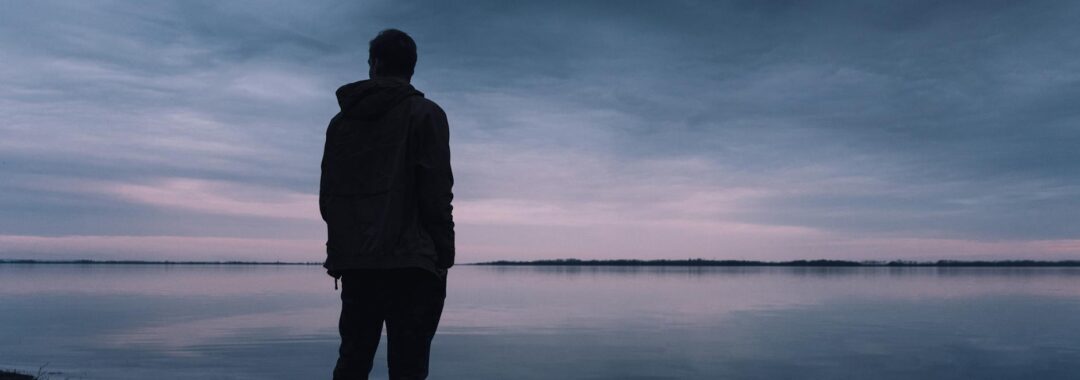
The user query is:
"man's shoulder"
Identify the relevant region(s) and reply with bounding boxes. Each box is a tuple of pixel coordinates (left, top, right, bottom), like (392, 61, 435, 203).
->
(405, 96, 446, 118)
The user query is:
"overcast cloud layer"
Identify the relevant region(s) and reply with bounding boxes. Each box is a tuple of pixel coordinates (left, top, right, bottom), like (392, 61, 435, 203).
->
(2, 0, 1079, 262)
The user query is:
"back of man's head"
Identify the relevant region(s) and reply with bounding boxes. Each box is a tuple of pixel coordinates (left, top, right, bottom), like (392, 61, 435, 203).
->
(369, 29, 417, 80)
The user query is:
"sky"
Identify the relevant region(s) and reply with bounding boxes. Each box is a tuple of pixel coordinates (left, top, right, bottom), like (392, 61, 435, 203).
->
(1, 0, 1079, 262)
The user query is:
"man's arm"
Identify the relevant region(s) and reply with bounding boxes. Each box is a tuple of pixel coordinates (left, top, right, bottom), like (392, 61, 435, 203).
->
(416, 104, 455, 269)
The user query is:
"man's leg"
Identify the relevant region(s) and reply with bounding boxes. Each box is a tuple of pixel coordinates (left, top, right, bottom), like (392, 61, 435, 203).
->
(334, 270, 387, 380)
(385, 269, 446, 380)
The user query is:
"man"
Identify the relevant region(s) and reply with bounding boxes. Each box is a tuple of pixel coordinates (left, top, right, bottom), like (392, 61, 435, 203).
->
(320, 29, 455, 380)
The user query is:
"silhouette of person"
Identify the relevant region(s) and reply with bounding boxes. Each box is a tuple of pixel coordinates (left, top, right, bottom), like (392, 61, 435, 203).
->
(320, 29, 455, 380)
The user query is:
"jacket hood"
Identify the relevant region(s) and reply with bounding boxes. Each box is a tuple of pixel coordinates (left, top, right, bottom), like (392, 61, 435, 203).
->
(335, 78, 424, 120)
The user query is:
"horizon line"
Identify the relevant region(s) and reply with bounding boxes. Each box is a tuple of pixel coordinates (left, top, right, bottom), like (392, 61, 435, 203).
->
(4, 258, 1080, 267)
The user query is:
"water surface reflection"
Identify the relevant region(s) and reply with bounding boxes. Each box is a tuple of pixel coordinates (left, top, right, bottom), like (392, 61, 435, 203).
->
(1, 264, 1078, 379)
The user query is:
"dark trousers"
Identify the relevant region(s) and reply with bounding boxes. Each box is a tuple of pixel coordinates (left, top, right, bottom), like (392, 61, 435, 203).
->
(333, 268, 446, 380)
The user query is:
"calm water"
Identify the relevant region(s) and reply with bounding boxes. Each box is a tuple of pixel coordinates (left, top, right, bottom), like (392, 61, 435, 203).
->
(2, 264, 1080, 379)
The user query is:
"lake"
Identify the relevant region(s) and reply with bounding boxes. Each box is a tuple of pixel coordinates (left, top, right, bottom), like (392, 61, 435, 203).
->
(2, 264, 1079, 379)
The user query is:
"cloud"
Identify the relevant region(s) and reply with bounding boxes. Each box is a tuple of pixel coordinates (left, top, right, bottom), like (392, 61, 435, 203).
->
(1, 0, 1078, 261)
(94, 178, 319, 221)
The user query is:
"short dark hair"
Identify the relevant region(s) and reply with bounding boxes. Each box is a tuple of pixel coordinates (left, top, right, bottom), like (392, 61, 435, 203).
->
(369, 29, 417, 78)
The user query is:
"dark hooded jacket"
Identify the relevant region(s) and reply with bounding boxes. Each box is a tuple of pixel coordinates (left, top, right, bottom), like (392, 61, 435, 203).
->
(320, 78, 454, 276)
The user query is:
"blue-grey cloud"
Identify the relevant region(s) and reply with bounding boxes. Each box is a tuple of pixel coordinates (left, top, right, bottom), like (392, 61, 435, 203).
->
(1, 0, 1078, 260)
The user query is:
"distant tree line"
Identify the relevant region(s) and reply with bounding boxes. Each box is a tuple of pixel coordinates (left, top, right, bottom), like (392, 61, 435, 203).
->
(474, 259, 1080, 267)
(5, 258, 1080, 267)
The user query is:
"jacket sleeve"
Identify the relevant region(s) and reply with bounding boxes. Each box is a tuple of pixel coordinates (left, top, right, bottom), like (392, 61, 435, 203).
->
(416, 104, 455, 269)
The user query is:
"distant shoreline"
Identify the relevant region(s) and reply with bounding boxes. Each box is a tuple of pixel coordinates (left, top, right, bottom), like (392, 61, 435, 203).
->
(0, 369, 34, 380)
(0, 259, 321, 265)
(474, 259, 1080, 267)
(4, 258, 1080, 267)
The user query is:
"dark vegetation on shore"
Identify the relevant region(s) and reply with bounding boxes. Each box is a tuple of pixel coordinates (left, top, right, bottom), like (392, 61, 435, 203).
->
(0, 370, 32, 380)
(4, 259, 1080, 267)
(475, 259, 1080, 267)
(0, 367, 45, 380)
(0, 259, 320, 265)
